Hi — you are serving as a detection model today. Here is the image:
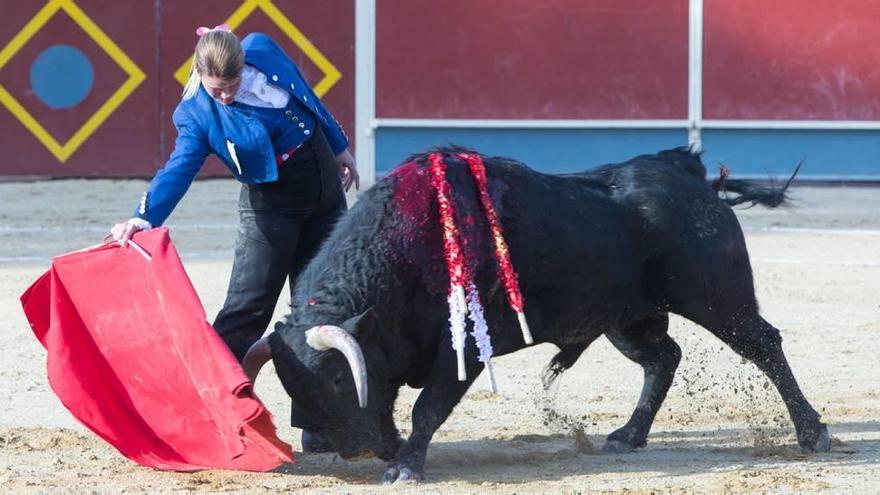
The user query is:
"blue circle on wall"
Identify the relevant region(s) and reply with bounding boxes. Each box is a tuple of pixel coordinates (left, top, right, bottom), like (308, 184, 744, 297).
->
(30, 44, 94, 109)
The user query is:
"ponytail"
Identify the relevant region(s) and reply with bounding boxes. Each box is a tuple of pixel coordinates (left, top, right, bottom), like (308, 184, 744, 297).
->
(182, 63, 201, 100)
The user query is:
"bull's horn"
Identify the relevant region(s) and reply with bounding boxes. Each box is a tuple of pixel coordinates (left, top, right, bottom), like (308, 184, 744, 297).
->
(242, 337, 272, 383)
(305, 325, 368, 409)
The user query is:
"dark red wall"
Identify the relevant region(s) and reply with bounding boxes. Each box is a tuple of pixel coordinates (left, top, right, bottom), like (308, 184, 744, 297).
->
(376, 0, 689, 119)
(3, 0, 878, 177)
(703, 0, 880, 120)
(0, 0, 353, 177)
(0, 1, 157, 176)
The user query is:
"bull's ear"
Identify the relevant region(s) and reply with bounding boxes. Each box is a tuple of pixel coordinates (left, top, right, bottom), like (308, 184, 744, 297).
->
(340, 307, 378, 337)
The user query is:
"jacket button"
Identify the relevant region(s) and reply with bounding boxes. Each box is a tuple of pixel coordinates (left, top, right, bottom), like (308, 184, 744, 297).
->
(304, 129, 311, 136)
(290, 83, 295, 91)
(272, 74, 279, 82)
(285, 110, 293, 116)
(303, 95, 308, 102)
(293, 116, 299, 122)
(281, 153, 290, 161)
(298, 122, 305, 128)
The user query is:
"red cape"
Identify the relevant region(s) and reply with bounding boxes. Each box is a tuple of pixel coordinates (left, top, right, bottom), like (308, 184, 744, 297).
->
(20, 228, 294, 471)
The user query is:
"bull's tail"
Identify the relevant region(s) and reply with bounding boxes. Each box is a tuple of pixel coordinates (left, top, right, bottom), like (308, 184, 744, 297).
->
(711, 161, 802, 208)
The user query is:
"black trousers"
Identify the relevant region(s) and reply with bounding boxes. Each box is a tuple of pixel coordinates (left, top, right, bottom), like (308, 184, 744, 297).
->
(214, 132, 345, 362)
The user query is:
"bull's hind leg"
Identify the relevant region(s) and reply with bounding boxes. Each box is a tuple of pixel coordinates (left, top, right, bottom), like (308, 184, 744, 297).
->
(603, 313, 682, 453)
(690, 307, 830, 452)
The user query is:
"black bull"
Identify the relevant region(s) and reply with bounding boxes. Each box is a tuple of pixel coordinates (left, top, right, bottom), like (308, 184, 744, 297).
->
(244, 146, 828, 483)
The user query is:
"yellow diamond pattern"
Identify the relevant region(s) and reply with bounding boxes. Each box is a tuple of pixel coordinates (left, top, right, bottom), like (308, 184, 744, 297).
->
(0, 0, 146, 162)
(173, 0, 341, 97)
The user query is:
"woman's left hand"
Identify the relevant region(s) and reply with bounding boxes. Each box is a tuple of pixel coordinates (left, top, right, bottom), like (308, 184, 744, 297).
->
(335, 149, 360, 192)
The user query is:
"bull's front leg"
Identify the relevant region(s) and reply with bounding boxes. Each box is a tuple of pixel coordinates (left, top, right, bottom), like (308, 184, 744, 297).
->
(382, 372, 476, 484)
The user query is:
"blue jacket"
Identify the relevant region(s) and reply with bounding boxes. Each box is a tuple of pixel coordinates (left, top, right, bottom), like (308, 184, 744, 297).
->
(134, 32, 349, 226)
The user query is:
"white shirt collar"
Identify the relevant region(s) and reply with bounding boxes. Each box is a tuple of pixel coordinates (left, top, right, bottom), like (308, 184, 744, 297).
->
(234, 65, 290, 109)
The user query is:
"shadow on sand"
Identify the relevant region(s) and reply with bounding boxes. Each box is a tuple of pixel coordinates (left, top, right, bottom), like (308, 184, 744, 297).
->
(274, 420, 879, 485)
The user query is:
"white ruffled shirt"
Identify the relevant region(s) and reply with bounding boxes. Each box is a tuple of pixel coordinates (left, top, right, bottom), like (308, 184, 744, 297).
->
(234, 65, 290, 108)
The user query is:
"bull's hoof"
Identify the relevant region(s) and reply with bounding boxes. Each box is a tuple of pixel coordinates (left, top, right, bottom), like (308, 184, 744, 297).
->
(602, 428, 646, 454)
(799, 423, 831, 453)
(301, 430, 334, 454)
(381, 464, 424, 484)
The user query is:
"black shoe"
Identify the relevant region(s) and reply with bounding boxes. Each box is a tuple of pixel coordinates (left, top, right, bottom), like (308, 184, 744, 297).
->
(301, 430, 334, 453)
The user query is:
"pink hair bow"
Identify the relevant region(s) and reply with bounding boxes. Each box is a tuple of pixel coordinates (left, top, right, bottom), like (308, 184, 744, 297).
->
(195, 24, 231, 36)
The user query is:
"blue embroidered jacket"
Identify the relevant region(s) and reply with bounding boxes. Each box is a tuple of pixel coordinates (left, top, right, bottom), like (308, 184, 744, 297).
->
(134, 32, 348, 226)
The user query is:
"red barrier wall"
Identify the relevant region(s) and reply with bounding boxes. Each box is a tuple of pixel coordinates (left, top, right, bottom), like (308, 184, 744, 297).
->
(3, 1, 878, 177)
(703, 0, 880, 120)
(0, 0, 353, 177)
(376, 0, 690, 119)
(0, 1, 157, 176)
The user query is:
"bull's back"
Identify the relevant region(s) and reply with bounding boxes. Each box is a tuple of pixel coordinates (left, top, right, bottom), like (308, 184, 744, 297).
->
(477, 163, 652, 342)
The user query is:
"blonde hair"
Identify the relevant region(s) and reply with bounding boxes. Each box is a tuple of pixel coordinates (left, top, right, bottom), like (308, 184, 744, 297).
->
(182, 30, 244, 100)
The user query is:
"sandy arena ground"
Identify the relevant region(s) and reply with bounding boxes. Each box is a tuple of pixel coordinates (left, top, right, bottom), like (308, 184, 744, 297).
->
(1, 178, 878, 493)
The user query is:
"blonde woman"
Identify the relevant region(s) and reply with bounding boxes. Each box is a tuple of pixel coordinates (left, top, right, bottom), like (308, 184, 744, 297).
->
(110, 26, 356, 452)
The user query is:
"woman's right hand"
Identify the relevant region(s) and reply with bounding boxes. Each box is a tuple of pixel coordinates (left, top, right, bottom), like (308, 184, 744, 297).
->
(109, 218, 152, 246)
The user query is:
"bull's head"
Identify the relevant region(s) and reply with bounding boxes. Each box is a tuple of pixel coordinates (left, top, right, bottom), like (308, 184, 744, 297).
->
(243, 309, 401, 460)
